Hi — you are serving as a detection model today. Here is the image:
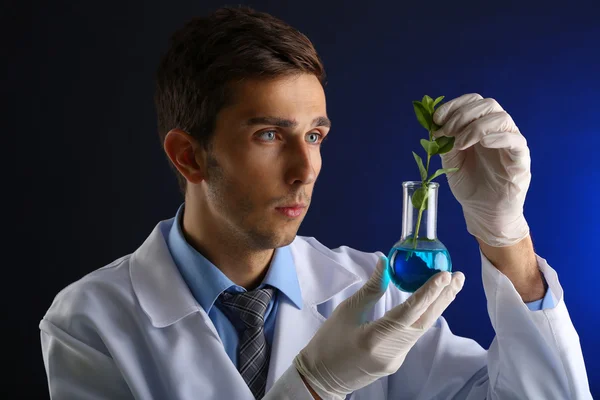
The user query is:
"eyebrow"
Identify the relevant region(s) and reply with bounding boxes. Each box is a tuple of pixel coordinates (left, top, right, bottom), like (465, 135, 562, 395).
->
(244, 116, 332, 129)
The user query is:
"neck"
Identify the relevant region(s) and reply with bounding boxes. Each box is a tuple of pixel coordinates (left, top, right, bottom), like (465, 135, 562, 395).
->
(181, 201, 274, 290)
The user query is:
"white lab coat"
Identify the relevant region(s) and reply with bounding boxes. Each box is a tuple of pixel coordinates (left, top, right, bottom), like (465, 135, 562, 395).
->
(40, 218, 592, 399)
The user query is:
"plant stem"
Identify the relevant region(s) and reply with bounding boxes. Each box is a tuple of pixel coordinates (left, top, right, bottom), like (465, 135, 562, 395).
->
(412, 207, 424, 250)
(412, 128, 434, 250)
(425, 129, 433, 175)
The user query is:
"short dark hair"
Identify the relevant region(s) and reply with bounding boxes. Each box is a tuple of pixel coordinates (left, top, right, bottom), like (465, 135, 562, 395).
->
(154, 6, 327, 196)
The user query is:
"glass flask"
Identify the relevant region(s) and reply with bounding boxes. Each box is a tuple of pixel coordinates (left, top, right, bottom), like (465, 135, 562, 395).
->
(387, 181, 452, 292)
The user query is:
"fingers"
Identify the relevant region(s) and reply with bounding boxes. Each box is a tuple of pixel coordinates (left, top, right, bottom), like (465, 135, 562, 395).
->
(479, 131, 529, 158)
(380, 271, 452, 326)
(412, 272, 465, 330)
(448, 112, 520, 151)
(433, 93, 483, 128)
(343, 256, 390, 317)
(432, 95, 525, 154)
(434, 97, 505, 139)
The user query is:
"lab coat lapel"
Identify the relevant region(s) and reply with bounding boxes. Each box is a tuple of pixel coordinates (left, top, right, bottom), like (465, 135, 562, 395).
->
(132, 221, 256, 398)
(266, 237, 362, 390)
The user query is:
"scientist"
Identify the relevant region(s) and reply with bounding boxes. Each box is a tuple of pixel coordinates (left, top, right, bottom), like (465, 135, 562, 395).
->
(40, 5, 591, 400)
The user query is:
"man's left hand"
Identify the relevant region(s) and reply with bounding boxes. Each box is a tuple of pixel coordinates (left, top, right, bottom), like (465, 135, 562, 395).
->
(432, 93, 531, 248)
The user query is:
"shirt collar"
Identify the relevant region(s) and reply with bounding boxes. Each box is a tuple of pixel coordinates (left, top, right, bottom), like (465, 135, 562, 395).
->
(166, 203, 303, 313)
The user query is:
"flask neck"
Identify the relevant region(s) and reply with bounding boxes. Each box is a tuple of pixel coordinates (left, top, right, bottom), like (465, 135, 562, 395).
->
(401, 181, 439, 242)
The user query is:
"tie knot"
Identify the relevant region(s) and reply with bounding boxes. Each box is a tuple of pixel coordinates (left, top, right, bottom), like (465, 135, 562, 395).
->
(218, 287, 274, 329)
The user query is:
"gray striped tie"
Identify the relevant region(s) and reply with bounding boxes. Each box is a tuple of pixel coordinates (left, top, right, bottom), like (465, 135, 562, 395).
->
(218, 287, 275, 399)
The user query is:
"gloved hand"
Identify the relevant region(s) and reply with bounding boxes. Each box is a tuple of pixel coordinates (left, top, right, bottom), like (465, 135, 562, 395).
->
(432, 93, 532, 247)
(293, 256, 465, 400)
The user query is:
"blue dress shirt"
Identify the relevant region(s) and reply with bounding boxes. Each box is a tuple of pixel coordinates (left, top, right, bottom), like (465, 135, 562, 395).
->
(165, 204, 303, 368)
(164, 203, 553, 368)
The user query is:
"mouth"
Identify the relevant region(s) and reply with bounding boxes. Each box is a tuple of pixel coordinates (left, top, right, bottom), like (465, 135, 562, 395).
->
(275, 204, 306, 218)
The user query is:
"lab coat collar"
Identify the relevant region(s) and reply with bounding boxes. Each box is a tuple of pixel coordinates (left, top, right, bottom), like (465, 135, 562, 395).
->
(130, 219, 202, 327)
(130, 220, 362, 328)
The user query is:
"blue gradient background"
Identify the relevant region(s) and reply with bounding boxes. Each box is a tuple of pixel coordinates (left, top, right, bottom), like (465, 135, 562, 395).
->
(278, 1, 600, 395)
(12, 0, 598, 397)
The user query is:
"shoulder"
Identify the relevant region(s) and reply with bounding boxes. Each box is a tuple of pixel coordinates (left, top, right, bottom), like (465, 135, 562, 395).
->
(40, 254, 137, 339)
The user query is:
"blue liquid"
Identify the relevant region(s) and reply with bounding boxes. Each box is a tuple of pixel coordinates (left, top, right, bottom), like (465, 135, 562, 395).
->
(388, 243, 452, 293)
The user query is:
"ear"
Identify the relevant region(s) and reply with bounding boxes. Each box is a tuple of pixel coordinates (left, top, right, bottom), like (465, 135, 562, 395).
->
(163, 129, 206, 184)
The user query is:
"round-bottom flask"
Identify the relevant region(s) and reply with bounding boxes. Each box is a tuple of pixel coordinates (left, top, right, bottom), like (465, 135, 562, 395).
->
(388, 181, 452, 292)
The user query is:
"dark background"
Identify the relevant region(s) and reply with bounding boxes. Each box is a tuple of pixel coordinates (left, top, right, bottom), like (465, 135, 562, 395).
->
(5, 0, 599, 397)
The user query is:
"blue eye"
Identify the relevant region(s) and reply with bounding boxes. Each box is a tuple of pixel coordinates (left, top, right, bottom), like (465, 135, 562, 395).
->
(259, 131, 277, 141)
(306, 132, 322, 144)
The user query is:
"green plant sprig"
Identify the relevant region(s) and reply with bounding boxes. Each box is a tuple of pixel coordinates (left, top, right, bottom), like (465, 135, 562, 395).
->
(409, 95, 459, 250)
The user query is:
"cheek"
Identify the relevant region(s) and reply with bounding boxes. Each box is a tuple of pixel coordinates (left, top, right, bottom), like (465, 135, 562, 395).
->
(312, 150, 323, 175)
(225, 147, 281, 193)
(222, 141, 272, 176)
(241, 151, 280, 181)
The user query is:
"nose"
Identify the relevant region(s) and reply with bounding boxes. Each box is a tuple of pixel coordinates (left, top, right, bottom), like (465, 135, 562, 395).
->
(284, 140, 318, 186)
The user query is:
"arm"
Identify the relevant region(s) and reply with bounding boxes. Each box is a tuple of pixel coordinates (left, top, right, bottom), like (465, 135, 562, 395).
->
(40, 319, 133, 400)
(476, 234, 546, 303)
(479, 245, 591, 399)
(420, 92, 591, 398)
(478, 234, 555, 311)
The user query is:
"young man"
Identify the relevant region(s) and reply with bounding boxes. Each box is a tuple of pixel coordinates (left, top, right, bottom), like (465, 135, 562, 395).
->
(40, 6, 591, 400)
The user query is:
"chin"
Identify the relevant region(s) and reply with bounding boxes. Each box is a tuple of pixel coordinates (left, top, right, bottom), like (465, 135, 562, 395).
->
(250, 215, 304, 249)
(248, 228, 297, 250)
(276, 233, 297, 248)
(270, 227, 300, 249)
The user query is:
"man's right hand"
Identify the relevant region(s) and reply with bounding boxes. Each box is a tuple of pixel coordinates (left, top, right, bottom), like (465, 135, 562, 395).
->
(293, 255, 465, 400)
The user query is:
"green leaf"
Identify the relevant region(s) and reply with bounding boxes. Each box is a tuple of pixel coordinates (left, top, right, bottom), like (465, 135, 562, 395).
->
(431, 122, 442, 132)
(420, 138, 439, 156)
(424, 109, 434, 130)
(422, 95, 434, 114)
(415, 98, 434, 130)
(435, 136, 455, 154)
(412, 151, 427, 181)
(427, 167, 459, 183)
(411, 186, 429, 211)
(433, 95, 444, 108)
(412, 101, 430, 131)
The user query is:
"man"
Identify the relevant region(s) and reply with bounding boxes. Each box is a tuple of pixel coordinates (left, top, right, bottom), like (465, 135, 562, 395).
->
(40, 6, 591, 399)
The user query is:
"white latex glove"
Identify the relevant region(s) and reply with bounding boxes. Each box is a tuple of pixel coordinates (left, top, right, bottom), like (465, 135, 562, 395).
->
(432, 93, 532, 247)
(293, 256, 465, 400)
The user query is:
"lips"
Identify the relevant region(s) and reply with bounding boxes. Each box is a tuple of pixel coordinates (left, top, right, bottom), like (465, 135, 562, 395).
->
(275, 205, 306, 218)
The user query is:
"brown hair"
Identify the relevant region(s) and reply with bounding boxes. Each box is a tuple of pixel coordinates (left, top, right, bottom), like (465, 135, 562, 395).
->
(154, 6, 327, 196)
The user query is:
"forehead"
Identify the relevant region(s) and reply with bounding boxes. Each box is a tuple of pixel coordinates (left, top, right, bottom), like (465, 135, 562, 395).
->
(226, 74, 327, 119)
